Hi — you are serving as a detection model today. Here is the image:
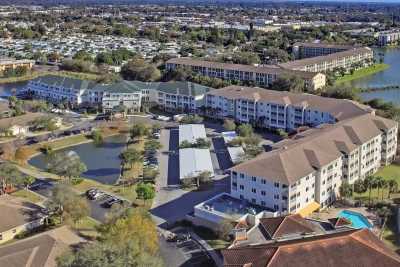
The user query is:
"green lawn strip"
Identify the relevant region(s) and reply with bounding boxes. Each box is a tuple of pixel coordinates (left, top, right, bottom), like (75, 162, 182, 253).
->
(10, 189, 44, 203)
(335, 63, 389, 84)
(353, 164, 400, 202)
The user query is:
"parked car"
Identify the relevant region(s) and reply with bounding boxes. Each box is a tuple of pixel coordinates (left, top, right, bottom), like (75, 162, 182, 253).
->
(102, 197, 123, 208)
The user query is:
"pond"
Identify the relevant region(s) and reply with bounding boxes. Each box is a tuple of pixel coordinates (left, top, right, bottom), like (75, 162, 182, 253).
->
(28, 134, 127, 185)
(0, 81, 28, 98)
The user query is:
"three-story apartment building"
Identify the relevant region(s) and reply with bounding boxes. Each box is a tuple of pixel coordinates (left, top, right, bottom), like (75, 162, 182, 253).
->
(165, 58, 326, 90)
(24, 75, 212, 113)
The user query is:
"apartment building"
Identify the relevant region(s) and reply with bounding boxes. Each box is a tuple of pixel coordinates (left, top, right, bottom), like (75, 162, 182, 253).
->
(378, 29, 400, 46)
(292, 42, 355, 59)
(280, 47, 374, 73)
(0, 58, 34, 73)
(24, 75, 212, 113)
(165, 58, 326, 90)
(230, 113, 397, 214)
(205, 85, 373, 131)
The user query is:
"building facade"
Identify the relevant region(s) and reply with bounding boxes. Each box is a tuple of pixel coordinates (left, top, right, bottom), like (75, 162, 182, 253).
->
(0, 58, 34, 73)
(230, 113, 397, 214)
(205, 85, 372, 131)
(292, 42, 354, 59)
(24, 75, 212, 113)
(165, 58, 326, 90)
(280, 47, 374, 73)
(378, 29, 400, 46)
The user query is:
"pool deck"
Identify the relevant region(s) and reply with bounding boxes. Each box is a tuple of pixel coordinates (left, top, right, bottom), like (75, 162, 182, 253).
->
(309, 205, 380, 234)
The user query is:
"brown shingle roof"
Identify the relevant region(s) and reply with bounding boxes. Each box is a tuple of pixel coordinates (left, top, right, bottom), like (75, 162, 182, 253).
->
(207, 85, 373, 121)
(0, 226, 84, 267)
(166, 58, 321, 79)
(231, 114, 397, 184)
(0, 195, 45, 233)
(259, 214, 316, 239)
(279, 47, 372, 70)
(222, 229, 400, 267)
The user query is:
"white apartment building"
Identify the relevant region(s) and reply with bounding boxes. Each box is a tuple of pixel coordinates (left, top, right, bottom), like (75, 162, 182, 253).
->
(166, 58, 326, 90)
(205, 85, 372, 131)
(230, 113, 397, 214)
(280, 47, 374, 73)
(24, 76, 212, 113)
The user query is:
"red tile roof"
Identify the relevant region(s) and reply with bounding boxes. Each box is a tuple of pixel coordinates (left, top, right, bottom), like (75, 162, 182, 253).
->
(222, 229, 400, 267)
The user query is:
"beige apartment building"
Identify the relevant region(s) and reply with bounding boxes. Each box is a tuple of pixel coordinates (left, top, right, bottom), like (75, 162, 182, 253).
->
(280, 47, 374, 73)
(0, 58, 34, 73)
(205, 85, 373, 131)
(292, 42, 355, 59)
(165, 58, 326, 90)
(230, 113, 397, 214)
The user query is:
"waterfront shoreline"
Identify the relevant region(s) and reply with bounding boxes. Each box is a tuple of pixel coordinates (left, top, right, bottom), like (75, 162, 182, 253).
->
(335, 63, 390, 84)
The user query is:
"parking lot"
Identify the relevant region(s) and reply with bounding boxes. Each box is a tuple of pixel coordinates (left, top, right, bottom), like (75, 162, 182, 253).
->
(159, 228, 214, 267)
(29, 179, 127, 223)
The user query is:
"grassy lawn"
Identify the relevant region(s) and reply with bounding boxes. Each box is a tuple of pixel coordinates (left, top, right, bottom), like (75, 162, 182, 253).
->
(335, 63, 389, 84)
(353, 164, 400, 202)
(73, 216, 100, 239)
(10, 189, 44, 204)
(121, 139, 145, 181)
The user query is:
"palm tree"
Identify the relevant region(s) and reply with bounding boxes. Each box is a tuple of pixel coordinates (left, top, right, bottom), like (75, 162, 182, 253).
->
(388, 179, 398, 199)
(375, 176, 385, 201)
(364, 176, 377, 206)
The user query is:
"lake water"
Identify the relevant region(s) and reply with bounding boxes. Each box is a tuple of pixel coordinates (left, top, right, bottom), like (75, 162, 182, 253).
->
(28, 134, 127, 185)
(0, 81, 28, 98)
(350, 47, 400, 89)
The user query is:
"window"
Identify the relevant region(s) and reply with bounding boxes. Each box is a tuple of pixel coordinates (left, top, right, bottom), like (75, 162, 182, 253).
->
(274, 194, 279, 200)
(252, 188, 257, 193)
(240, 185, 244, 190)
(240, 173, 244, 178)
(261, 191, 266, 196)
(252, 177, 256, 182)
(274, 204, 279, 210)
(251, 198, 256, 203)
(261, 201, 266, 206)
(274, 182, 280, 188)
(261, 179, 266, 184)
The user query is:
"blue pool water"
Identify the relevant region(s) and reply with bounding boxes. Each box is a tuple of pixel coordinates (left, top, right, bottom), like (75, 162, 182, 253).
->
(338, 210, 372, 229)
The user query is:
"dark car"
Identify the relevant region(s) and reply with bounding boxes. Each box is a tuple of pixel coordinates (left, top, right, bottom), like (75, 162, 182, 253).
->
(102, 197, 123, 208)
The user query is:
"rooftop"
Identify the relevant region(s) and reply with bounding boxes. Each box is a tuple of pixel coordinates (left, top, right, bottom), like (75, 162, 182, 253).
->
(223, 228, 400, 267)
(207, 85, 373, 121)
(0, 195, 46, 233)
(0, 226, 84, 267)
(179, 148, 214, 180)
(179, 124, 207, 144)
(231, 113, 397, 184)
(279, 47, 372, 69)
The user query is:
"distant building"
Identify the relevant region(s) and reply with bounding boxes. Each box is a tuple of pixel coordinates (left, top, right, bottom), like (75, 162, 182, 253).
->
(0, 112, 50, 137)
(165, 58, 326, 90)
(0, 58, 34, 74)
(280, 47, 373, 73)
(292, 42, 355, 59)
(378, 29, 400, 46)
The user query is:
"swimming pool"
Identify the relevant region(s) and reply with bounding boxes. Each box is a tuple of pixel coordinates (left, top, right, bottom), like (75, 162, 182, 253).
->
(338, 210, 372, 229)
